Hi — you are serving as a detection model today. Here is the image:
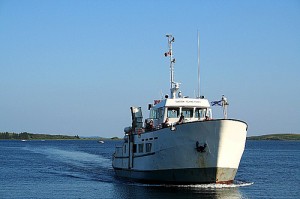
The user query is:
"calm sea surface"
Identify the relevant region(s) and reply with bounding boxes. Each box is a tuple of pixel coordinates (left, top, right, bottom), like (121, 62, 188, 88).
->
(0, 139, 299, 199)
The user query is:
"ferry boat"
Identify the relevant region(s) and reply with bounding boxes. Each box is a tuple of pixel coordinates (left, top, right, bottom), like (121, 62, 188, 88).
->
(112, 35, 248, 184)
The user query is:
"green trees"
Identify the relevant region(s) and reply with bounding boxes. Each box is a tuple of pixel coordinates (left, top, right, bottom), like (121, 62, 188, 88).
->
(0, 132, 29, 139)
(0, 132, 80, 140)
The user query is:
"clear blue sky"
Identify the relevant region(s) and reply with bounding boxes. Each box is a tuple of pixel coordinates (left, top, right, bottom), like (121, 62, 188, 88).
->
(1, 0, 299, 137)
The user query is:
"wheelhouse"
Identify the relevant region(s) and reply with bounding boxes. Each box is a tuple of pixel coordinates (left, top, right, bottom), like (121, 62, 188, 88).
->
(147, 98, 212, 129)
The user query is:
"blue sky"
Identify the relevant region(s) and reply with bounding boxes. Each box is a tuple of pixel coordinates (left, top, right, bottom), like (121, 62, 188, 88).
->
(1, 0, 299, 137)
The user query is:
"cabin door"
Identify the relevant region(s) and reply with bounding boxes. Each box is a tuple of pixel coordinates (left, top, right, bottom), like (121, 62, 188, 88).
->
(128, 134, 134, 169)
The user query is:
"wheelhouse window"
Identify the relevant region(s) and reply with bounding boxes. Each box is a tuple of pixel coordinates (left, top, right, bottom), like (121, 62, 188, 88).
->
(167, 108, 180, 118)
(195, 108, 206, 119)
(182, 108, 193, 118)
(150, 109, 157, 119)
(157, 108, 164, 119)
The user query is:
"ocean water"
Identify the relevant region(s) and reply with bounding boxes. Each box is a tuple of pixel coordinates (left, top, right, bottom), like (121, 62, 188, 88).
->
(0, 140, 299, 199)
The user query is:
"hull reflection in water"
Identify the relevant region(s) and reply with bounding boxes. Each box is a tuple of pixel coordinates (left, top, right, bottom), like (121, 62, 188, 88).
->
(112, 181, 253, 199)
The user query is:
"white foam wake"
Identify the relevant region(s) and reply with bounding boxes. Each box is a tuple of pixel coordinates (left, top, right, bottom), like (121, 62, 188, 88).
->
(131, 180, 254, 189)
(23, 146, 111, 168)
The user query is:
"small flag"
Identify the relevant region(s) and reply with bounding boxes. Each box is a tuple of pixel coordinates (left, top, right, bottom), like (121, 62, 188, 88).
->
(211, 100, 222, 106)
(154, 100, 161, 105)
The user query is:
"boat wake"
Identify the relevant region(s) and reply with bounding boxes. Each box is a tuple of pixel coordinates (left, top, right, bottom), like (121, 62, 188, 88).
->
(129, 180, 254, 189)
(22, 146, 114, 182)
(165, 181, 253, 188)
(23, 146, 111, 167)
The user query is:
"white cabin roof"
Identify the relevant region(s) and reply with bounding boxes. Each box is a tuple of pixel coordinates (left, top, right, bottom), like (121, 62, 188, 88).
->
(153, 98, 210, 109)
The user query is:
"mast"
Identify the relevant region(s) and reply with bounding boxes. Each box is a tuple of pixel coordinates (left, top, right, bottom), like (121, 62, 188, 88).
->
(165, 34, 179, 99)
(197, 30, 200, 98)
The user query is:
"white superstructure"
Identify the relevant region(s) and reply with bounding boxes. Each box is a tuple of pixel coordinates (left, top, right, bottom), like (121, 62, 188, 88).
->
(112, 35, 247, 184)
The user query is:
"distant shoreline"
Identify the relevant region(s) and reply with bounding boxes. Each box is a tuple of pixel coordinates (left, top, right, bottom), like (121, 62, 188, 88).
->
(247, 134, 300, 141)
(1, 132, 299, 141)
(0, 132, 121, 140)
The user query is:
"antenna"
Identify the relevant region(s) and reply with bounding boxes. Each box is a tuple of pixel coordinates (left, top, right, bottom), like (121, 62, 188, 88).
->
(165, 34, 179, 99)
(197, 30, 200, 98)
(165, 34, 175, 89)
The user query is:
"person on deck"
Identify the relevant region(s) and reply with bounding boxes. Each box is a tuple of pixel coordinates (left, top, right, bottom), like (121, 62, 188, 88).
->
(145, 120, 154, 131)
(163, 118, 170, 128)
(149, 120, 154, 130)
(177, 113, 184, 124)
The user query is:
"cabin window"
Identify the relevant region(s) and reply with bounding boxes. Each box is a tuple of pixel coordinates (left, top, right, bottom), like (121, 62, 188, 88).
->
(195, 108, 206, 119)
(146, 143, 152, 152)
(182, 108, 193, 118)
(167, 108, 180, 118)
(133, 144, 137, 153)
(157, 108, 164, 119)
(138, 144, 144, 153)
(150, 109, 157, 119)
(207, 108, 212, 118)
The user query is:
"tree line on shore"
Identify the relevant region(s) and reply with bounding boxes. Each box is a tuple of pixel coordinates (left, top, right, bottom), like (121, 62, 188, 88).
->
(0, 132, 80, 140)
(247, 134, 300, 140)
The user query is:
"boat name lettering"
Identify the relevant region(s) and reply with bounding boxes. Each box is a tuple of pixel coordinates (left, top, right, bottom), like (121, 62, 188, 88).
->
(175, 100, 201, 103)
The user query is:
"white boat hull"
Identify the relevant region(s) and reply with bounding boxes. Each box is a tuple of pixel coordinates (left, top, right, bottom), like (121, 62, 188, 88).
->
(112, 119, 247, 184)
